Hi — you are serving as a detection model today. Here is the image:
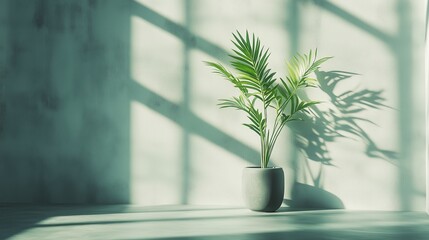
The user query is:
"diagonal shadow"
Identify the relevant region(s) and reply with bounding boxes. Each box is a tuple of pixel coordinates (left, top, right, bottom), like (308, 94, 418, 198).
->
(130, 0, 229, 62)
(308, 0, 393, 45)
(129, 80, 259, 165)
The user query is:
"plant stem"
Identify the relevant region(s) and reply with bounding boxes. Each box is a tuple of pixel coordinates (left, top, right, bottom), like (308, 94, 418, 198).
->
(261, 94, 268, 168)
(260, 131, 265, 168)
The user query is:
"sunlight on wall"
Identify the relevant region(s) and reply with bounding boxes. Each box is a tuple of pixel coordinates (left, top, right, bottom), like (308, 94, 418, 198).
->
(130, 0, 426, 210)
(130, 7, 185, 204)
(130, 15, 184, 103)
(129, 0, 252, 205)
(188, 134, 247, 205)
(130, 101, 183, 204)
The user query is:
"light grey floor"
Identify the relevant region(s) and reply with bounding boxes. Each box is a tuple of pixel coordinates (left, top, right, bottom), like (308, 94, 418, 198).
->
(1, 205, 429, 240)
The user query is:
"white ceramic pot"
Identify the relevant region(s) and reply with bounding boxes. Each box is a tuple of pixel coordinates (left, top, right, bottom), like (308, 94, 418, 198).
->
(242, 166, 284, 212)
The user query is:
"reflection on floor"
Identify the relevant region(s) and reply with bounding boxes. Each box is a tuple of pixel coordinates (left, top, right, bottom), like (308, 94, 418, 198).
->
(1, 205, 429, 240)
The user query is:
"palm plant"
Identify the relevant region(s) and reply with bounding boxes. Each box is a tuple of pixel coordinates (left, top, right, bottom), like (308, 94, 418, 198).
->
(206, 31, 331, 168)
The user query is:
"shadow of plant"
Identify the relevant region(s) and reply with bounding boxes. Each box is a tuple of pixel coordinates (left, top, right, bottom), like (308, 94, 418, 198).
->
(291, 70, 397, 166)
(285, 70, 398, 208)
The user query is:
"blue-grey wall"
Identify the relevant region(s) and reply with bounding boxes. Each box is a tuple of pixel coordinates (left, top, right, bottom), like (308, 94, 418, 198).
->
(0, 0, 131, 203)
(0, 0, 426, 210)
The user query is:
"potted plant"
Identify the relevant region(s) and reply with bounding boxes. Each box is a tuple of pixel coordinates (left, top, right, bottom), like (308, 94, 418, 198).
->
(206, 31, 331, 212)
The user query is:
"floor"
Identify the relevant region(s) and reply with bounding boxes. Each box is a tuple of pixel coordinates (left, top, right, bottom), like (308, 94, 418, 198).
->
(1, 205, 429, 240)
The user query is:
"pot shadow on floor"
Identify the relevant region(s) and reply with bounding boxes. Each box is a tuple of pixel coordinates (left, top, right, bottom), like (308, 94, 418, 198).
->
(283, 182, 345, 210)
(283, 70, 397, 210)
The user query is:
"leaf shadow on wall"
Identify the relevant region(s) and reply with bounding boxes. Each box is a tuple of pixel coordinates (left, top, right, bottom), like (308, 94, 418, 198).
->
(284, 70, 397, 209)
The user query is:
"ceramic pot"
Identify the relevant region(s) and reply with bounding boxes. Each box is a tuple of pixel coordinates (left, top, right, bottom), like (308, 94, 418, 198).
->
(242, 166, 284, 212)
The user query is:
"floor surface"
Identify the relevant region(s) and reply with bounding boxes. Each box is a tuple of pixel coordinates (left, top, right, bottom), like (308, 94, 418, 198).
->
(1, 205, 429, 239)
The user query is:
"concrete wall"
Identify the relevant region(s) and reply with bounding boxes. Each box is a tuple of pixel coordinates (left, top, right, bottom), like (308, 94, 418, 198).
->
(129, 0, 426, 210)
(0, 0, 131, 203)
(0, 0, 426, 210)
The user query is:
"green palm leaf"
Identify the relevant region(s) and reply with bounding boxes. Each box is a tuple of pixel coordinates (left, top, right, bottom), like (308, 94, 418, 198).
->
(207, 31, 331, 168)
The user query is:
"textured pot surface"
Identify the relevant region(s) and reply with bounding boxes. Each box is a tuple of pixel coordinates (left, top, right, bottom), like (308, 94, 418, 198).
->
(242, 167, 284, 212)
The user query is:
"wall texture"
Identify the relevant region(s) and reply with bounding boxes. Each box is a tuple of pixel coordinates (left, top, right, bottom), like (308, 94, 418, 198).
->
(0, 0, 131, 203)
(129, 0, 426, 210)
(0, 0, 426, 210)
